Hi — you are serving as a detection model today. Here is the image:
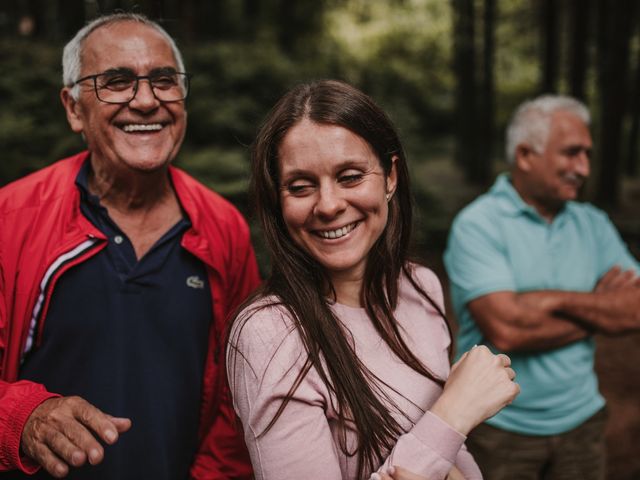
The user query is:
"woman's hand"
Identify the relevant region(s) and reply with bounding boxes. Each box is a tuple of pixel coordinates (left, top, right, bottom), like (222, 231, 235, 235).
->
(430, 345, 520, 435)
(374, 465, 429, 480)
(445, 465, 466, 480)
(373, 464, 465, 480)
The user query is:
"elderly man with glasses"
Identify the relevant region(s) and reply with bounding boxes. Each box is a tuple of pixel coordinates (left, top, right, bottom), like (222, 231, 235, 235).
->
(0, 13, 259, 480)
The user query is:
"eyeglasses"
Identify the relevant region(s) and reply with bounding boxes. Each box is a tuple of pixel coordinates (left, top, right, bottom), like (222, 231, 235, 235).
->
(72, 71, 191, 104)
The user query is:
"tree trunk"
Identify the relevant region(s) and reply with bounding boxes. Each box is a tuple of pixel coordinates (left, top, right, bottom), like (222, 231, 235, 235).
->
(97, 0, 126, 15)
(595, 0, 637, 206)
(478, 0, 496, 184)
(274, 0, 326, 55)
(452, 0, 479, 182)
(540, 0, 558, 93)
(176, 0, 196, 43)
(242, 0, 261, 40)
(568, 0, 589, 100)
(625, 26, 640, 177)
(55, 0, 85, 40)
(26, 0, 49, 38)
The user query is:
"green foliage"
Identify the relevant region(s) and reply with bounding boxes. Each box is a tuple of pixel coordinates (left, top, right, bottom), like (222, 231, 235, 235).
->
(0, 11, 455, 272)
(0, 1, 513, 271)
(0, 39, 82, 184)
(183, 42, 300, 149)
(177, 146, 250, 202)
(325, 0, 455, 136)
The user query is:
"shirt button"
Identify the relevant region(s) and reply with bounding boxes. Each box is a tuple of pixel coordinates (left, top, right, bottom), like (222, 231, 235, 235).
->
(114, 235, 124, 245)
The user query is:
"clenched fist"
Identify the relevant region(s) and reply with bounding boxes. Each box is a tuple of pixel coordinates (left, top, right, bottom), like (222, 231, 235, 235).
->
(430, 345, 519, 435)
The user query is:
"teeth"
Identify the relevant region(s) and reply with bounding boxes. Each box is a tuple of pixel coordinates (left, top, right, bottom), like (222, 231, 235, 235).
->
(122, 123, 163, 132)
(318, 222, 357, 239)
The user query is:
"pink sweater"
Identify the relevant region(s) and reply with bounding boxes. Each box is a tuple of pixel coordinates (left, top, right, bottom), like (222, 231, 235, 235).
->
(227, 266, 482, 479)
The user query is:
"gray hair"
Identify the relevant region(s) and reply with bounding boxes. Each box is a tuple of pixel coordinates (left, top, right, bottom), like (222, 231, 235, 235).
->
(505, 94, 590, 164)
(62, 13, 186, 99)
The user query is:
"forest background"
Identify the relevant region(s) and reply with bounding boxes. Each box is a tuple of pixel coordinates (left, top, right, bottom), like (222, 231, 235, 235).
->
(1, 0, 639, 478)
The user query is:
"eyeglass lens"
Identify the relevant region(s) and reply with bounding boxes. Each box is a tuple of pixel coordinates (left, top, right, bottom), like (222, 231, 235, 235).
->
(95, 73, 188, 103)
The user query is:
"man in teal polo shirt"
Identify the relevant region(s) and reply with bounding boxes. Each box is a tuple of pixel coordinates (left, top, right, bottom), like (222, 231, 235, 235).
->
(444, 94, 640, 479)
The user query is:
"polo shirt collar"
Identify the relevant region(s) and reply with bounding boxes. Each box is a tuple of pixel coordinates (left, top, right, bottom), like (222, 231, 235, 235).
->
(75, 157, 101, 209)
(490, 172, 569, 223)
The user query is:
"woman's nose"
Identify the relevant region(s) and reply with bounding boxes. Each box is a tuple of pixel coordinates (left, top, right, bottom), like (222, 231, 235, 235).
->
(313, 184, 346, 219)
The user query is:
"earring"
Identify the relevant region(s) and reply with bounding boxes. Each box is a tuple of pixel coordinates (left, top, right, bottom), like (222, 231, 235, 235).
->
(386, 193, 391, 201)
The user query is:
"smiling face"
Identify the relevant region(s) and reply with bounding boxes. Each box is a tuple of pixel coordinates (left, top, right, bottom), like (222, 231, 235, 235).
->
(515, 110, 592, 219)
(61, 21, 186, 175)
(278, 119, 397, 287)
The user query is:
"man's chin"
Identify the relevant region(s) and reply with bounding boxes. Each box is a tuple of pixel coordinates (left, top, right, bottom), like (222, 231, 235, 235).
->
(120, 154, 175, 174)
(559, 183, 585, 200)
(559, 190, 580, 203)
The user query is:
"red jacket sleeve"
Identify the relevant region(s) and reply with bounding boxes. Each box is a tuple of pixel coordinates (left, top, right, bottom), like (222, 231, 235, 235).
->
(189, 382, 254, 479)
(0, 239, 61, 473)
(0, 380, 59, 473)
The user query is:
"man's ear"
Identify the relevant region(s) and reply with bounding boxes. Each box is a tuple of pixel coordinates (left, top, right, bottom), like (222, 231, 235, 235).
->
(60, 88, 84, 134)
(515, 144, 534, 172)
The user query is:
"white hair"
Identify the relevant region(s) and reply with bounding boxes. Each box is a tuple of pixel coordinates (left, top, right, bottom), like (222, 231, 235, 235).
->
(62, 13, 186, 99)
(505, 94, 590, 164)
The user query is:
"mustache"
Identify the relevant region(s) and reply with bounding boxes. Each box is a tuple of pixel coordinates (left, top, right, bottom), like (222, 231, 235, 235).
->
(563, 173, 587, 186)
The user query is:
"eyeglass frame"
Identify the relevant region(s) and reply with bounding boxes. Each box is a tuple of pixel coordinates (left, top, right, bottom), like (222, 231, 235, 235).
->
(71, 69, 192, 104)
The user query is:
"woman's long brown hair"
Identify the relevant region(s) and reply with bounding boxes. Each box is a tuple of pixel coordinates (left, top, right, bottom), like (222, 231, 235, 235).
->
(228, 80, 451, 479)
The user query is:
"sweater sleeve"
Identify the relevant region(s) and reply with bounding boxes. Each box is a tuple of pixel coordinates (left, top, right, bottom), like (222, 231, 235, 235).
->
(377, 412, 481, 479)
(455, 444, 483, 479)
(228, 300, 479, 480)
(0, 380, 59, 473)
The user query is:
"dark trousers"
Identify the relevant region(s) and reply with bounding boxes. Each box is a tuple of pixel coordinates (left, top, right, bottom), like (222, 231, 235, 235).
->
(466, 408, 607, 480)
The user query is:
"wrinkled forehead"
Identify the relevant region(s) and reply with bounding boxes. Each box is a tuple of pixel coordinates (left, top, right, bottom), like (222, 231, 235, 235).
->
(80, 21, 178, 74)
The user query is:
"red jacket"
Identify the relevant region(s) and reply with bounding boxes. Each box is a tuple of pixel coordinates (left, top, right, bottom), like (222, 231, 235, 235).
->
(0, 152, 260, 478)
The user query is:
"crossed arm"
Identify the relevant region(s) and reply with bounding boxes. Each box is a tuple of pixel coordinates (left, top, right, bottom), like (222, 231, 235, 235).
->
(469, 266, 640, 352)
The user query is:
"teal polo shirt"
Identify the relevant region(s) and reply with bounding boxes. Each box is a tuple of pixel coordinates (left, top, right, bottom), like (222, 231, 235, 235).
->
(444, 173, 640, 436)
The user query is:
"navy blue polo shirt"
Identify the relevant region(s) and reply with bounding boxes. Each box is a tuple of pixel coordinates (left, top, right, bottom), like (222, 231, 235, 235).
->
(16, 160, 213, 479)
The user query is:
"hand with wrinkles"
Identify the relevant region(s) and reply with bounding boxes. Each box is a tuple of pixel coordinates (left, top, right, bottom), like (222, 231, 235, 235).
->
(21, 396, 131, 478)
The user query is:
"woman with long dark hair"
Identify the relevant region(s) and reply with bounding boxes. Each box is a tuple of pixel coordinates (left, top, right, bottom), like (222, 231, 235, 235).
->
(227, 80, 519, 480)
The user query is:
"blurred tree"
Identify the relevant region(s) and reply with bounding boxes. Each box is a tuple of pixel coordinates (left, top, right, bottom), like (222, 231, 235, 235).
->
(174, 0, 199, 42)
(452, 0, 493, 185)
(452, 0, 479, 182)
(324, 0, 454, 138)
(1, 0, 638, 208)
(242, 0, 261, 40)
(25, 0, 49, 38)
(56, 0, 85, 41)
(272, 0, 328, 55)
(626, 36, 640, 177)
(568, 0, 590, 101)
(95, 0, 126, 15)
(595, 0, 637, 206)
(539, 0, 558, 93)
(478, 0, 495, 185)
